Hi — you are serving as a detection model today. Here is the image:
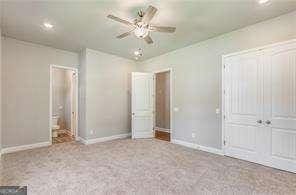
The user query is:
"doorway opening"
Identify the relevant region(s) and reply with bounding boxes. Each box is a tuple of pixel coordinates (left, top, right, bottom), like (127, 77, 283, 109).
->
(154, 70, 171, 142)
(50, 65, 78, 144)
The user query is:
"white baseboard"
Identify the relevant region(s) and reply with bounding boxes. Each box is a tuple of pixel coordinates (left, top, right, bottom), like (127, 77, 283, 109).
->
(198, 144, 224, 156)
(77, 136, 87, 144)
(79, 133, 131, 145)
(171, 139, 198, 149)
(171, 139, 224, 156)
(1, 141, 51, 154)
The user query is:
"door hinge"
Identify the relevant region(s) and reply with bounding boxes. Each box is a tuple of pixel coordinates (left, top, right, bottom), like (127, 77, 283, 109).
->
(223, 140, 226, 146)
(223, 90, 225, 95)
(223, 115, 226, 120)
(223, 64, 226, 69)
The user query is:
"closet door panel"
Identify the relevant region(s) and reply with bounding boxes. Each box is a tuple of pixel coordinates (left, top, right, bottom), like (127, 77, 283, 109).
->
(264, 42, 296, 172)
(224, 52, 263, 125)
(224, 51, 264, 162)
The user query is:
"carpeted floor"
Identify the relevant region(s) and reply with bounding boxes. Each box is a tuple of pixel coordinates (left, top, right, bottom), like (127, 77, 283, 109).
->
(1, 138, 296, 194)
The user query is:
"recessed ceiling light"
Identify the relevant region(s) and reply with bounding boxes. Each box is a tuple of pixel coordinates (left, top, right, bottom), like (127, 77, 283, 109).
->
(258, 0, 270, 4)
(43, 22, 53, 29)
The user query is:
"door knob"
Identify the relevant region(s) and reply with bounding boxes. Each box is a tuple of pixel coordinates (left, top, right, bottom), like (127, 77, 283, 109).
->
(257, 120, 262, 124)
(265, 120, 271, 125)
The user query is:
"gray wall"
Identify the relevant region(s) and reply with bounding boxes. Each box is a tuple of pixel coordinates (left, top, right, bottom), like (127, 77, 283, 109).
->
(78, 49, 87, 139)
(139, 11, 296, 150)
(79, 48, 137, 140)
(2, 38, 78, 148)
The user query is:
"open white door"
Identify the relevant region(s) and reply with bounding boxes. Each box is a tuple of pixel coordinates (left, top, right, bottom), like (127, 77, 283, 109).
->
(132, 72, 154, 139)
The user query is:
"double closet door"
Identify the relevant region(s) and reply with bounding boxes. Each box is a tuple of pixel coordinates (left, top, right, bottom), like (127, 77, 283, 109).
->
(224, 40, 296, 173)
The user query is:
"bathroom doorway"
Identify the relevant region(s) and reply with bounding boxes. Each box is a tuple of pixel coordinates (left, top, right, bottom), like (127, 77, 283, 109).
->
(154, 69, 172, 142)
(50, 65, 78, 144)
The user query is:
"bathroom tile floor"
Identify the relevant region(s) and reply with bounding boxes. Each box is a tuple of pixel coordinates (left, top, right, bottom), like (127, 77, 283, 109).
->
(52, 132, 75, 144)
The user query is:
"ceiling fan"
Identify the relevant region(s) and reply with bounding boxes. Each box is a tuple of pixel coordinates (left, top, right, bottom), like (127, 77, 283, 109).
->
(107, 5, 176, 44)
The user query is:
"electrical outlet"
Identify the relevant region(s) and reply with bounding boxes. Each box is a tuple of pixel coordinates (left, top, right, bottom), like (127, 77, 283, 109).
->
(90, 130, 94, 135)
(192, 133, 196, 138)
(174, 107, 179, 112)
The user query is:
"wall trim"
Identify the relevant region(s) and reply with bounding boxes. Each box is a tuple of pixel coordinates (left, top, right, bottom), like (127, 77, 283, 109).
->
(1, 142, 51, 154)
(198, 144, 224, 156)
(171, 139, 198, 149)
(79, 133, 131, 145)
(77, 136, 88, 144)
(171, 139, 224, 156)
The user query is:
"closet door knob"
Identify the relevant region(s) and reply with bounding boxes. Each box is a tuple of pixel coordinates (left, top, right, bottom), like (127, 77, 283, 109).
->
(265, 120, 271, 125)
(257, 120, 262, 124)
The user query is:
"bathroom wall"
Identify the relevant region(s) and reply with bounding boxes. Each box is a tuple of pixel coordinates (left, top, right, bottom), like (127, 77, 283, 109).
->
(2, 37, 78, 148)
(155, 71, 170, 129)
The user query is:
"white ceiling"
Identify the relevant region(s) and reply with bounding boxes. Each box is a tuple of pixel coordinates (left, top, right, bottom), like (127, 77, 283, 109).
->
(1, 0, 296, 60)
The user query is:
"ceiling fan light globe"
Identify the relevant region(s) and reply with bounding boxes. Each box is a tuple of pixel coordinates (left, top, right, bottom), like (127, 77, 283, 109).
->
(134, 27, 149, 38)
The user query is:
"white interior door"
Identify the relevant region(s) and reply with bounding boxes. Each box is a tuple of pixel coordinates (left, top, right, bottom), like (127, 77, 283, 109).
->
(132, 72, 154, 139)
(224, 51, 266, 164)
(264, 42, 296, 172)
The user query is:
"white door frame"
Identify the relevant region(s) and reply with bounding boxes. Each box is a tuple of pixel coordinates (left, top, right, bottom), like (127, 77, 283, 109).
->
(49, 64, 79, 143)
(70, 71, 77, 135)
(153, 68, 173, 142)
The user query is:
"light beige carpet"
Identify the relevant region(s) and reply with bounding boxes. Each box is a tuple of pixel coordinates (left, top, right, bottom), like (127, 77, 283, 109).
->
(1, 138, 296, 194)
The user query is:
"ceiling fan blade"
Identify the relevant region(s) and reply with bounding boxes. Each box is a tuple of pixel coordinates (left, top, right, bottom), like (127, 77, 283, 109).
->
(116, 30, 134, 39)
(149, 25, 176, 33)
(107, 14, 134, 27)
(142, 5, 158, 24)
(144, 35, 153, 44)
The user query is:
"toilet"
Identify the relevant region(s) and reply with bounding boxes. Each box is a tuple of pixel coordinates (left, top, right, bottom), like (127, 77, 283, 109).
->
(52, 115, 60, 138)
